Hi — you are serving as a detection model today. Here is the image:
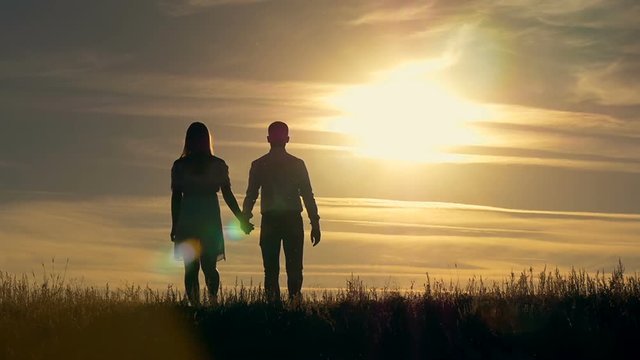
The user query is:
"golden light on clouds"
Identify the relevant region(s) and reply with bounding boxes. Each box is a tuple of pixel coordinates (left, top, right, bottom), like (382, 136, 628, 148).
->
(2, 196, 638, 289)
(326, 59, 492, 163)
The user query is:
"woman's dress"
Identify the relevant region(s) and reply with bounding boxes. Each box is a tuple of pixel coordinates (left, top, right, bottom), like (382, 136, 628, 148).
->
(171, 155, 230, 262)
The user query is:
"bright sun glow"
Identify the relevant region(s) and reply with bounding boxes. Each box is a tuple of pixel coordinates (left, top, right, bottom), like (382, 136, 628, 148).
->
(327, 60, 490, 163)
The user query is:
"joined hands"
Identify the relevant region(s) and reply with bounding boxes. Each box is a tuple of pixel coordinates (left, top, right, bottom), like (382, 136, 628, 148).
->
(239, 214, 255, 235)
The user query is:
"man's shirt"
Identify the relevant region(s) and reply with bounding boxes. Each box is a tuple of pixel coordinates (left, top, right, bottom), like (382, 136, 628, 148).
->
(243, 148, 319, 222)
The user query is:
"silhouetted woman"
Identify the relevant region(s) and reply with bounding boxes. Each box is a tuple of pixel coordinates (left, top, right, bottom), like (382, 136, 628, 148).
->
(171, 122, 252, 305)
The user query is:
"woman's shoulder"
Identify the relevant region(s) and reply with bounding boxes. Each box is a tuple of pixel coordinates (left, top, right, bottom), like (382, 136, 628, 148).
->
(173, 155, 227, 173)
(173, 155, 222, 164)
(211, 156, 228, 167)
(172, 157, 185, 169)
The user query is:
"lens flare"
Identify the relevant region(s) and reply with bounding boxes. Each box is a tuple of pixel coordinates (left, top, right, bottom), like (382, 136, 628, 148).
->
(224, 219, 245, 241)
(153, 246, 182, 274)
(176, 239, 201, 262)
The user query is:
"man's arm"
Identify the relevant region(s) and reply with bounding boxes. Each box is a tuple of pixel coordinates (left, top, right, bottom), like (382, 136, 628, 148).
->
(299, 161, 321, 246)
(242, 162, 260, 220)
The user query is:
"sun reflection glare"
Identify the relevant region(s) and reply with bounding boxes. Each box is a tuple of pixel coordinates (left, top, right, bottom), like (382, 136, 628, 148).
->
(327, 60, 491, 162)
(224, 219, 245, 241)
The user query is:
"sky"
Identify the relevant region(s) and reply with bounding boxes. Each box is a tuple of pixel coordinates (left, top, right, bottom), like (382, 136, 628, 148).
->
(1, 0, 640, 290)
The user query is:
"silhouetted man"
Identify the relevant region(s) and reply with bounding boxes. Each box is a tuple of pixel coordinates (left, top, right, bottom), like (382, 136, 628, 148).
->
(242, 121, 321, 300)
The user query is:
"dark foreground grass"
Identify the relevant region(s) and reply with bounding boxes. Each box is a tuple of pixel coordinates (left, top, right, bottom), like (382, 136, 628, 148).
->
(2, 262, 640, 359)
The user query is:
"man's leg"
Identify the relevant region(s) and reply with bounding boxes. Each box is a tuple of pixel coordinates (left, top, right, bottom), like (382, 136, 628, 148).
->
(183, 257, 201, 306)
(260, 215, 282, 301)
(282, 213, 304, 299)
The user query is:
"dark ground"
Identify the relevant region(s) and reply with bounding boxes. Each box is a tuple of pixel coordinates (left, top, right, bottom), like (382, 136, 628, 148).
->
(3, 294, 640, 359)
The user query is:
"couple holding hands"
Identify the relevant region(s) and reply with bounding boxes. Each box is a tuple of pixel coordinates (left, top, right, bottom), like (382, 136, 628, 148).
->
(170, 121, 321, 305)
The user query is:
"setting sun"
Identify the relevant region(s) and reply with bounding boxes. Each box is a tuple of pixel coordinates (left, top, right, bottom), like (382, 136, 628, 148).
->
(327, 60, 490, 162)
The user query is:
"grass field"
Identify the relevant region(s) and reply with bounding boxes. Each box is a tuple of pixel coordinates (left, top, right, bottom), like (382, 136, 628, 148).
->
(2, 261, 639, 359)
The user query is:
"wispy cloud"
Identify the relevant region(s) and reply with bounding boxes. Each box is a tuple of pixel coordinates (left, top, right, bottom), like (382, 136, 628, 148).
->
(574, 59, 640, 105)
(4, 52, 639, 175)
(451, 145, 640, 173)
(491, 0, 606, 17)
(349, 2, 435, 26)
(22, 70, 338, 121)
(350, 0, 639, 112)
(497, 0, 639, 29)
(449, 103, 640, 171)
(2, 196, 639, 288)
(0, 50, 132, 80)
(159, 0, 269, 16)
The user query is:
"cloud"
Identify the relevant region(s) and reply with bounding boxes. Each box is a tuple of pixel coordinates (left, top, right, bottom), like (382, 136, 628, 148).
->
(451, 145, 640, 173)
(2, 196, 639, 289)
(347, 0, 613, 29)
(507, 0, 640, 29)
(490, 0, 606, 17)
(0, 197, 179, 287)
(159, 0, 269, 16)
(334, 0, 640, 155)
(0, 160, 20, 168)
(7, 69, 338, 121)
(6, 50, 637, 176)
(491, 0, 640, 108)
(437, 104, 640, 172)
(379, 0, 639, 115)
(349, 2, 435, 26)
(3, 0, 640, 251)
(0, 48, 135, 78)
(574, 59, 640, 105)
(316, 197, 640, 222)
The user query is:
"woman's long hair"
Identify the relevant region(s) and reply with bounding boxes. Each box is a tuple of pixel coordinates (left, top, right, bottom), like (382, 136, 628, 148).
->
(181, 122, 213, 158)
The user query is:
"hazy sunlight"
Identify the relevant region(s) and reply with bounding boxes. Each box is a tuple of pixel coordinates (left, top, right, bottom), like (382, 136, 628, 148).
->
(327, 60, 490, 162)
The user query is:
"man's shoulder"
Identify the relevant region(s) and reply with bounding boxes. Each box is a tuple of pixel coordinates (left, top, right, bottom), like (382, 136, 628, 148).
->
(252, 153, 271, 166)
(275, 151, 305, 166)
(251, 151, 305, 167)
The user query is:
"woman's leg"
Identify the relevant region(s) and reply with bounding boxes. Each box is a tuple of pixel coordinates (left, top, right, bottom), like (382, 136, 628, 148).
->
(183, 257, 201, 305)
(200, 254, 220, 300)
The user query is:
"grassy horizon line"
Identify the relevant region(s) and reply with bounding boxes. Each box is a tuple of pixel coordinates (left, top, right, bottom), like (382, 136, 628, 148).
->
(2, 260, 640, 359)
(1, 259, 638, 306)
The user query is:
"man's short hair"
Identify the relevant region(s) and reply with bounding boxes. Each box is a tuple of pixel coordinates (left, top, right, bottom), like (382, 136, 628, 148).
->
(268, 121, 289, 142)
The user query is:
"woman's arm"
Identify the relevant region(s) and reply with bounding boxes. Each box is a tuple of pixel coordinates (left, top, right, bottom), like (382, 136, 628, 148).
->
(171, 190, 182, 241)
(220, 161, 253, 234)
(221, 183, 242, 218)
(222, 183, 254, 234)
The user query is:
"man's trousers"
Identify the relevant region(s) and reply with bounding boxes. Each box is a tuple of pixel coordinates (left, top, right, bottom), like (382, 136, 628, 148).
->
(260, 212, 304, 300)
